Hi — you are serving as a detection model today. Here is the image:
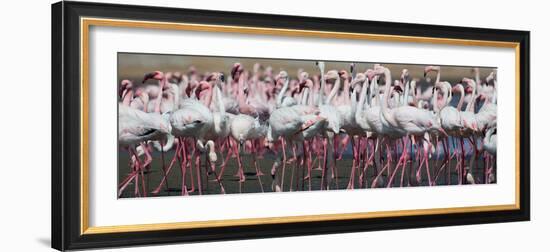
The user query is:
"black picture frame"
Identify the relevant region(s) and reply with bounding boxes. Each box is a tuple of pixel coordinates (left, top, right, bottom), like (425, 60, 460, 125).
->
(52, 1, 530, 251)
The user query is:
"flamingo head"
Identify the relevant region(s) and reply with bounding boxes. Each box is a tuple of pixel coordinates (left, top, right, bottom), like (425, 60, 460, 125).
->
(324, 70, 339, 85)
(231, 62, 243, 80)
(338, 70, 350, 81)
(462, 78, 476, 93)
(392, 82, 403, 94)
(401, 69, 410, 84)
(423, 65, 440, 78)
(172, 71, 182, 82)
(142, 71, 164, 83)
(206, 72, 224, 86)
(452, 83, 464, 93)
(276, 71, 289, 86)
(464, 85, 474, 94)
(373, 65, 388, 76)
(195, 81, 212, 99)
(351, 73, 366, 89)
(119, 79, 133, 98)
(185, 80, 199, 97)
(365, 69, 375, 82)
(170, 110, 205, 134)
(133, 87, 145, 99)
(300, 115, 327, 132)
(298, 71, 309, 83)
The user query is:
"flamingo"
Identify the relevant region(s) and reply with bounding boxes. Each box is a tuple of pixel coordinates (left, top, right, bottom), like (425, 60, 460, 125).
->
(315, 62, 342, 190)
(117, 105, 171, 197)
(266, 105, 304, 191)
(118, 61, 497, 196)
(152, 79, 216, 196)
(373, 65, 445, 187)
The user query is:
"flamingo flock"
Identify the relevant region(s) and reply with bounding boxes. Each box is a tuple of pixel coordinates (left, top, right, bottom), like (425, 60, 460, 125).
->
(118, 61, 497, 197)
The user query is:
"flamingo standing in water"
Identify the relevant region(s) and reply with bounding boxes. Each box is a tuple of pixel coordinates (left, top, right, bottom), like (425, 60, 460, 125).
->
(373, 65, 445, 187)
(315, 62, 342, 190)
(153, 79, 216, 196)
(118, 96, 172, 197)
(266, 105, 304, 192)
(118, 62, 497, 196)
(337, 69, 367, 189)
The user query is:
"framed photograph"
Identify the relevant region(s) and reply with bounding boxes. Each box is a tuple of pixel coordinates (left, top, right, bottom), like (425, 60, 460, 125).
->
(51, 1, 530, 250)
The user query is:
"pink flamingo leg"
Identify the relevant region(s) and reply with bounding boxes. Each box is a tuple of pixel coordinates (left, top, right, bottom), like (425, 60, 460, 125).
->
(459, 138, 466, 185)
(193, 143, 203, 195)
(336, 134, 349, 160)
(118, 147, 143, 197)
(217, 138, 234, 181)
(371, 146, 392, 188)
(188, 142, 196, 193)
(330, 134, 338, 189)
(233, 139, 246, 183)
(152, 138, 182, 194)
(347, 137, 358, 189)
(320, 137, 328, 190)
(180, 140, 189, 196)
(280, 138, 287, 190)
(388, 137, 409, 188)
(251, 140, 264, 192)
(424, 140, 432, 186)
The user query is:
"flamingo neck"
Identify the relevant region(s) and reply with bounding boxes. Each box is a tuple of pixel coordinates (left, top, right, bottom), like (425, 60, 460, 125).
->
(318, 70, 325, 106)
(403, 81, 410, 106)
(342, 77, 350, 104)
(380, 69, 398, 127)
(465, 80, 477, 112)
(214, 86, 225, 115)
(171, 84, 180, 109)
(358, 79, 369, 110)
(355, 79, 369, 125)
(121, 90, 133, 106)
(438, 84, 450, 112)
(455, 85, 465, 111)
(479, 95, 488, 108)
(301, 88, 310, 105)
(276, 78, 289, 107)
(431, 86, 438, 112)
(139, 93, 149, 112)
(350, 87, 358, 118)
(237, 75, 247, 107)
(154, 78, 165, 113)
(203, 86, 213, 108)
(326, 77, 340, 105)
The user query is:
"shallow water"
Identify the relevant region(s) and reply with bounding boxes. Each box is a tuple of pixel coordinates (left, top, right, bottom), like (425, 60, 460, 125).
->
(118, 141, 494, 198)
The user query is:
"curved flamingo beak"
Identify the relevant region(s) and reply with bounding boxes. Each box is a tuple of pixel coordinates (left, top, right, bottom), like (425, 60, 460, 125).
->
(195, 81, 211, 98)
(231, 63, 242, 80)
(142, 72, 157, 83)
